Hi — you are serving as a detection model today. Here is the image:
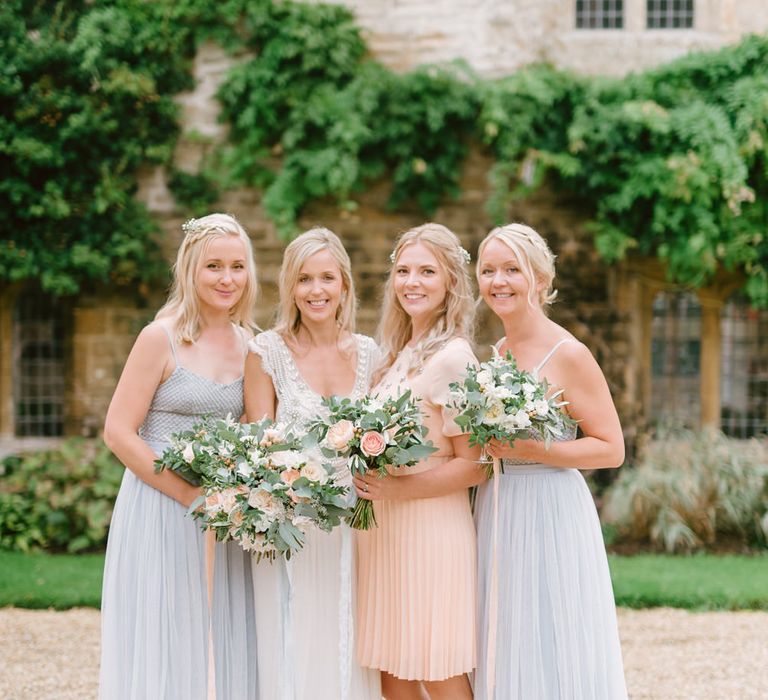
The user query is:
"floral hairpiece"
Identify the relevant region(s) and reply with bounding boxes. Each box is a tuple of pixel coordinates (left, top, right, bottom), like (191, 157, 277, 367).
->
(389, 245, 471, 265)
(182, 218, 198, 236)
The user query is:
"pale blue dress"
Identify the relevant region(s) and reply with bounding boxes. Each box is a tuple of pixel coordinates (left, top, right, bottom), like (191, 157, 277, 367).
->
(99, 330, 258, 699)
(474, 339, 627, 699)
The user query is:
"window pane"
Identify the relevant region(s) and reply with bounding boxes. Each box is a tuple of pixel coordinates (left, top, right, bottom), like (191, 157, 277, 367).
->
(13, 293, 68, 437)
(647, 0, 694, 29)
(650, 290, 702, 428)
(576, 0, 624, 29)
(720, 295, 768, 438)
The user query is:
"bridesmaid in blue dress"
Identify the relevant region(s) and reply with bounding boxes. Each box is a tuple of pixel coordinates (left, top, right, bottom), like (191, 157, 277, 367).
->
(100, 214, 259, 699)
(474, 223, 627, 699)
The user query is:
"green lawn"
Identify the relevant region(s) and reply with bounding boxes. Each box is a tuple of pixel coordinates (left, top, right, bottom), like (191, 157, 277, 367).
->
(0, 550, 104, 609)
(1, 550, 767, 611)
(609, 553, 768, 610)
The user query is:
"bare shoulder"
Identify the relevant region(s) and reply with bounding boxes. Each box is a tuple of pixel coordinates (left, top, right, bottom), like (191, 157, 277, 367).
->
(555, 338, 605, 379)
(133, 321, 172, 352)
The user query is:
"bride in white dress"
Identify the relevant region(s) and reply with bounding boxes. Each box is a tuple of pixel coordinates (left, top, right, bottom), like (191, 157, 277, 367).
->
(244, 227, 381, 700)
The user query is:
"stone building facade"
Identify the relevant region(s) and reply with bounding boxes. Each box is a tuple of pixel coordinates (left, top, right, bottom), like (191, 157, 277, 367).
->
(2, 0, 766, 456)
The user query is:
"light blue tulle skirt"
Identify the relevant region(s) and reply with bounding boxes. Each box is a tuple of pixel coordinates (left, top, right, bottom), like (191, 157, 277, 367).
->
(99, 442, 258, 699)
(474, 464, 627, 700)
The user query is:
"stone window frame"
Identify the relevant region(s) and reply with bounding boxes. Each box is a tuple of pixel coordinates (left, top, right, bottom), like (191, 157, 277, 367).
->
(646, 0, 695, 29)
(616, 259, 744, 433)
(575, 0, 625, 29)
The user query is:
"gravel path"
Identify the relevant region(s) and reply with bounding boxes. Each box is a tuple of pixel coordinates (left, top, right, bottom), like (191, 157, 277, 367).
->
(1, 607, 767, 699)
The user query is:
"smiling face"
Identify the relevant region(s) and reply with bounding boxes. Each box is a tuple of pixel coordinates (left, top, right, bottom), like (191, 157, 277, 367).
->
(195, 234, 249, 313)
(477, 236, 539, 318)
(293, 248, 345, 325)
(393, 242, 448, 326)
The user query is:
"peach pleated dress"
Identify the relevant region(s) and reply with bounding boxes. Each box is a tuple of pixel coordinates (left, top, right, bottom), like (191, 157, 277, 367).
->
(356, 337, 477, 681)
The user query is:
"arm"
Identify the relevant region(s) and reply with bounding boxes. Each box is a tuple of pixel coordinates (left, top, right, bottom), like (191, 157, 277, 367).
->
(244, 350, 276, 422)
(354, 433, 486, 501)
(103, 324, 200, 507)
(486, 342, 625, 469)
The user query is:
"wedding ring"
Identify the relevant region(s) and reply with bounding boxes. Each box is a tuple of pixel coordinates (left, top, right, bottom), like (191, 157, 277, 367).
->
(362, 485, 369, 493)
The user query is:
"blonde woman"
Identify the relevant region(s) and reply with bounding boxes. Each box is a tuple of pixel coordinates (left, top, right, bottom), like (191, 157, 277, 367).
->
(101, 214, 259, 698)
(244, 227, 380, 700)
(354, 223, 480, 700)
(473, 223, 627, 699)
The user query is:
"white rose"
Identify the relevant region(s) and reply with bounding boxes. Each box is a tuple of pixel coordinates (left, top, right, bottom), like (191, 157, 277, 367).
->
(522, 383, 537, 397)
(324, 419, 355, 452)
(512, 409, 532, 430)
(291, 515, 315, 534)
(534, 399, 550, 417)
(182, 443, 195, 463)
(483, 399, 505, 425)
(486, 385, 512, 401)
(301, 460, 330, 484)
(237, 460, 254, 478)
(269, 449, 303, 470)
(476, 369, 494, 387)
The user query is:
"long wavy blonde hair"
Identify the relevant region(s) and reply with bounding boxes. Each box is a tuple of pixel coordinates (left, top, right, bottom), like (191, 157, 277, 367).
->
(375, 222, 475, 382)
(155, 213, 259, 343)
(273, 227, 357, 350)
(477, 223, 558, 309)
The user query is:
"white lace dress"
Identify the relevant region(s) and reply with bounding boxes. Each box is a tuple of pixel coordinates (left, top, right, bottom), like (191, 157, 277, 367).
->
(247, 330, 382, 700)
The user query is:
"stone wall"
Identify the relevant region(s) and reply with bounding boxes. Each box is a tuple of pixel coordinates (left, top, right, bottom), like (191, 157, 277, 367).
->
(310, 0, 768, 77)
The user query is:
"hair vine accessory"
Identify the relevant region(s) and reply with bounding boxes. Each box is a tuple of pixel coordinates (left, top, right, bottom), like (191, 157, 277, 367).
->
(389, 245, 471, 265)
(182, 218, 198, 236)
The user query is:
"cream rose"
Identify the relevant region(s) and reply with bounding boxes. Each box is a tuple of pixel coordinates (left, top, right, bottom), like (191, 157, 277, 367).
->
(300, 460, 330, 484)
(360, 431, 387, 458)
(248, 488, 284, 526)
(325, 419, 355, 452)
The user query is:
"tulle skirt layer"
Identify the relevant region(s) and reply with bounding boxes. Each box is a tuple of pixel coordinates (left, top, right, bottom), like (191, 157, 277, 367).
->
(356, 491, 477, 681)
(99, 453, 258, 700)
(251, 523, 380, 700)
(474, 465, 627, 700)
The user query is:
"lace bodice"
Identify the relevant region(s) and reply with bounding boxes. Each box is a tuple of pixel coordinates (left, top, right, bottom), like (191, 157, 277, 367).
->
(248, 329, 378, 429)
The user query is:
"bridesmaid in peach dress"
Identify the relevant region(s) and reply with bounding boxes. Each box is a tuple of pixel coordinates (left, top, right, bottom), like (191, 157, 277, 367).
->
(354, 223, 481, 700)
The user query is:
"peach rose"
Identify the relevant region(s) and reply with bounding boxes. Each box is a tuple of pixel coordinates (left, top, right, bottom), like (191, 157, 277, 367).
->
(281, 468, 302, 486)
(360, 430, 387, 458)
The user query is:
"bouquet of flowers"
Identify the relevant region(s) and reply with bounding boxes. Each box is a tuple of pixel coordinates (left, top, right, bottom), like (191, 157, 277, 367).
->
(308, 390, 437, 530)
(155, 415, 352, 562)
(449, 348, 577, 478)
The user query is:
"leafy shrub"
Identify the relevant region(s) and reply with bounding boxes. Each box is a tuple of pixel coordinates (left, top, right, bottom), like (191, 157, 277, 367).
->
(0, 439, 124, 553)
(603, 430, 768, 553)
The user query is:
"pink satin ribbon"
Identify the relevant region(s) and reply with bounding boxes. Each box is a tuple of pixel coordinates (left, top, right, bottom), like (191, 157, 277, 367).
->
(486, 456, 500, 700)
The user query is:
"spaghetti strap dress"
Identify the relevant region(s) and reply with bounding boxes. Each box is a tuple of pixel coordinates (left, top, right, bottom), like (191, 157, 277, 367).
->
(355, 337, 478, 681)
(474, 339, 627, 699)
(99, 328, 258, 700)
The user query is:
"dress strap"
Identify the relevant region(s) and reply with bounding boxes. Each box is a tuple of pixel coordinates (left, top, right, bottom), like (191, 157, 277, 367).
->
(159, 324, 180, 367)
(533, 338, 575, 378)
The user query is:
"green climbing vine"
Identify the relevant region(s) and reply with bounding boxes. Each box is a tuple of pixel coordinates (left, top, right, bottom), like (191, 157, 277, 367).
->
(2, 1, 767, 305)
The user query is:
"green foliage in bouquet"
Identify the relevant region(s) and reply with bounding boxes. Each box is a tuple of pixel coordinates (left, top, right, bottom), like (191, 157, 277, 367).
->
(602, 429, 768, 553)
(449, 350, 577, 477)
(309, 390, 437, 529)
(156, 415, 352, 561)
(0, 439, 124, 553)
